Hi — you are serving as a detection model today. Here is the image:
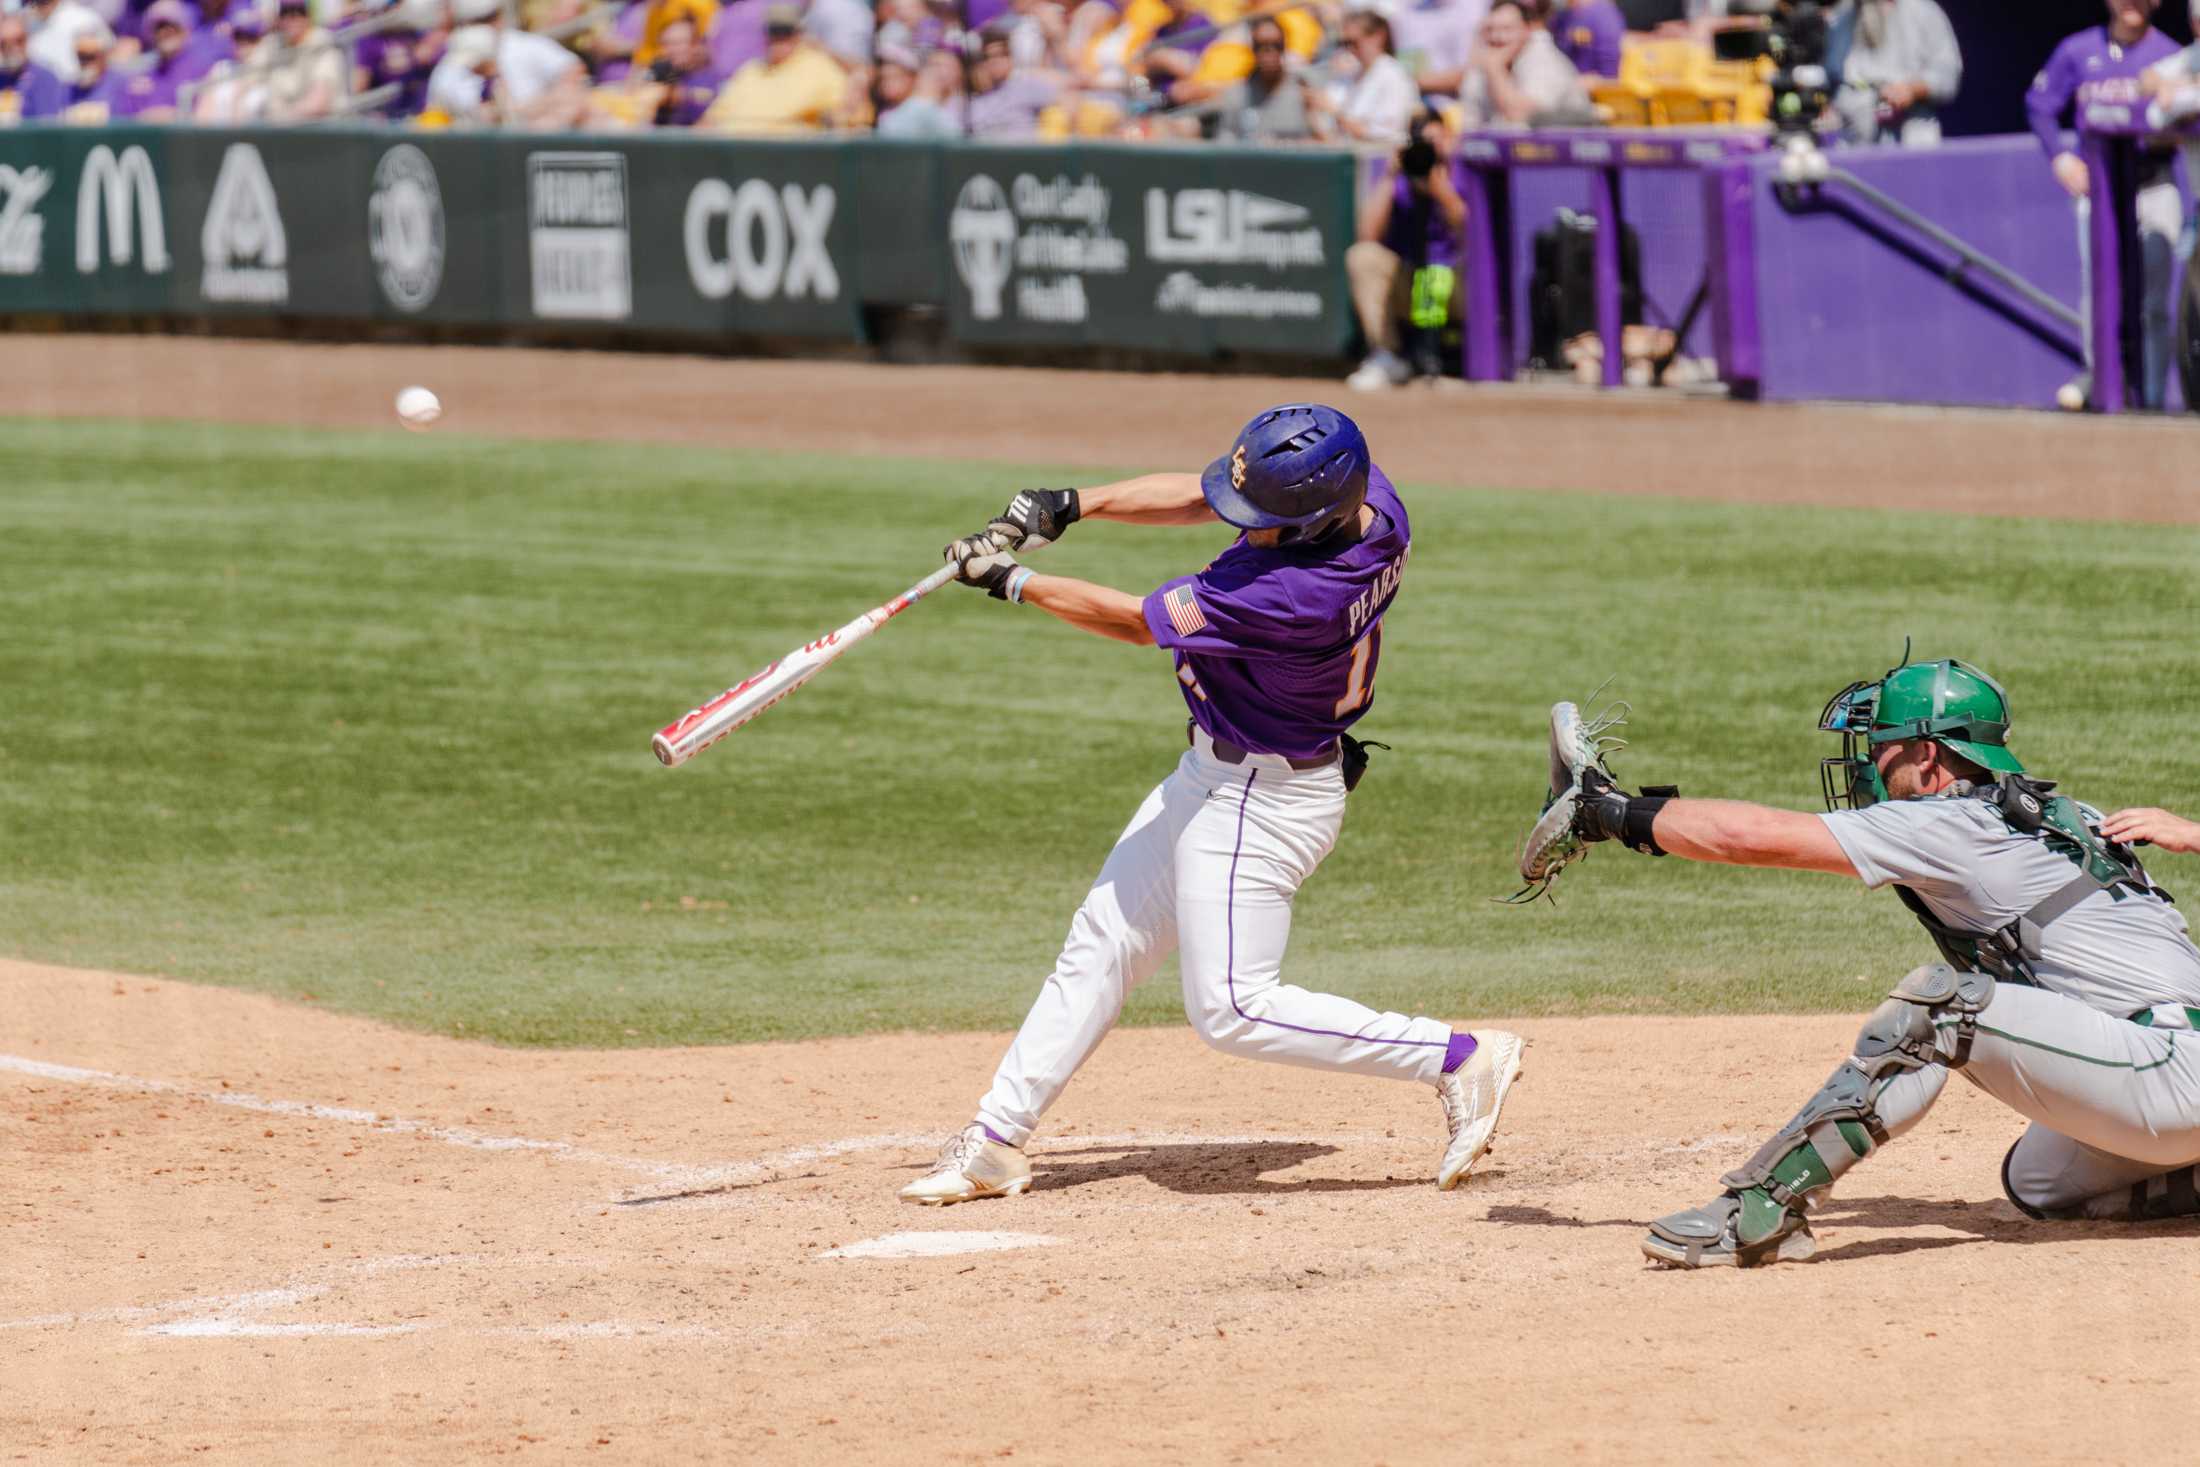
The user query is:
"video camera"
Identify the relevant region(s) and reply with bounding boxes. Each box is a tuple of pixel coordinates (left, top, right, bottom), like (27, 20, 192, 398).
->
(1714, 0, 1834, 136)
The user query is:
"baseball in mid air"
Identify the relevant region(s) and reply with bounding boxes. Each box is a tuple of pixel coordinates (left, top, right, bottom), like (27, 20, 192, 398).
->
(395, 385, 442, 432)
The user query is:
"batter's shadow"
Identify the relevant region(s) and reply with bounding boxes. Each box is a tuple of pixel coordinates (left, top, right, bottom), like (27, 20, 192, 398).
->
(1031, 1141, 1432, 1196)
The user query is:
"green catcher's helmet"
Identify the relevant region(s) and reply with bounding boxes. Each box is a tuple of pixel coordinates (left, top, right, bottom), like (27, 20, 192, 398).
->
(1819, 657, 2024, 809)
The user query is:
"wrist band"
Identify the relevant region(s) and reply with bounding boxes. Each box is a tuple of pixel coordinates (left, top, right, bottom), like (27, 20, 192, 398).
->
(1621, 795, 1670, 858)
(1005, 567, 1035, 604)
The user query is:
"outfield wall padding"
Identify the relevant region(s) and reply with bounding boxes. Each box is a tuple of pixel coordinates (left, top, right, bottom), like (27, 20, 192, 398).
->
(0, 125, 1359, 358)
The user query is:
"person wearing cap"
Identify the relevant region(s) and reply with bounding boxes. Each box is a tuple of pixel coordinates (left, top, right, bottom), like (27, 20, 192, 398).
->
(353, 0, 445, 117)
(24, 0, 115, 83)
(258, 0, 348, 118)
(59, 20, 126, 120)
(175, 0, 249, 81)
(113, 0, 198, 116)
(191, 6, 270, 118)
(965, 18, 1068, 135)
(426, 0, 585, 124)
(873, 38, 959, 135)
(0, 14, 70, 119)
(1301, 6, 1420, 144)
(435, 23, 505, 118)
(698, 3, 847, 132)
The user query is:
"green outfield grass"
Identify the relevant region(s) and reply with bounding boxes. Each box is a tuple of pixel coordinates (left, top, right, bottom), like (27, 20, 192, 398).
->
(3, 416, 2196, 1045)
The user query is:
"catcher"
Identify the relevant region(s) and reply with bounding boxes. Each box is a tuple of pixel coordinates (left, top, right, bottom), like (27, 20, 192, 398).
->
(1522, 656, 2200, 1267)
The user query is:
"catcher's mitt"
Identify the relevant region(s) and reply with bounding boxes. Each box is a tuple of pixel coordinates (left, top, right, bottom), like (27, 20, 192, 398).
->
(1506, 696, 1631, 904)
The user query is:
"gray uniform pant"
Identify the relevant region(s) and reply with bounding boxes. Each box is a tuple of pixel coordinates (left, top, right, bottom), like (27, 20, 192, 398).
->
(1870, 983, 2200, 1218)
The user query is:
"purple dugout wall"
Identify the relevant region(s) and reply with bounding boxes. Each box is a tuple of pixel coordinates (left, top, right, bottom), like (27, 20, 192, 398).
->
(1482, 136, 2177, 412)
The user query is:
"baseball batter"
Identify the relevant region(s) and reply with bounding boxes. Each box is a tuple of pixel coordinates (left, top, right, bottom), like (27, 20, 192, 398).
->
(899, 403, 1523, 1205)
(1543, 657, 2200, 1266)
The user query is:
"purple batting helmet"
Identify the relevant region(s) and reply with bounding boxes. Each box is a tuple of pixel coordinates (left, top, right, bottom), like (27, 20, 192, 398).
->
(1200, 403, 1371, 546)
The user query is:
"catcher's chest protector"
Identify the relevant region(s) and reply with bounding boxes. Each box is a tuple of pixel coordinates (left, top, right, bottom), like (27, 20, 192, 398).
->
(1894, 781, 2174, 985)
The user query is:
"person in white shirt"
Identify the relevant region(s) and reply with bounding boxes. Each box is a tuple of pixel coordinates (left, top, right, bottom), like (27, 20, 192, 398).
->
(1393, 0, 1487, 97)
(1457, 0, 1585, 127)
(23, 0, 110, 82)
(1304, 6, 1420, 144)
(2142, 3, 2200, 273)
(426, 0, 584, 123)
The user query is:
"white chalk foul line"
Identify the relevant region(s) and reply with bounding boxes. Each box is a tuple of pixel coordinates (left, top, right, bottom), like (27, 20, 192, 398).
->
(1, 1052, 1405, 1200)
(0, 1253, 652, 1338)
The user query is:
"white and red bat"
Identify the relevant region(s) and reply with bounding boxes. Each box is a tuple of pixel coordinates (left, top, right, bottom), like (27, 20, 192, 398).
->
(651, 563, 960, 768)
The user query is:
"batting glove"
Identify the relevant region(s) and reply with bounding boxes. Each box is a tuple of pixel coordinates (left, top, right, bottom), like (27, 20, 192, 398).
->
(989, 489, 1081, 552)
(943, 533, 1032, 602)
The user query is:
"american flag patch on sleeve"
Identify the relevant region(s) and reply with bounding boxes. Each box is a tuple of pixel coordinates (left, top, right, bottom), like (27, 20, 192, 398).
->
(1162, 584, 1208, 637)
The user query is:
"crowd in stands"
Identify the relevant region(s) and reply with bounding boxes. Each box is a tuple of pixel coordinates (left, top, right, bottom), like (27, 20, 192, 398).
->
(0, 0, 1986, 146)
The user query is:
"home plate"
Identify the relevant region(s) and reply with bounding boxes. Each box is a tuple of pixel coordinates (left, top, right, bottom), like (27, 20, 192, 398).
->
(818, 1231, 1061, 1261)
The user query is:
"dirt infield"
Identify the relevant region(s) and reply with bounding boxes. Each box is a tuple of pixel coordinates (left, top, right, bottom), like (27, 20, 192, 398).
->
(10, 337, 2200, 1463)
(13, 334, 2200, 522)
(8, 957, 2197, 1466)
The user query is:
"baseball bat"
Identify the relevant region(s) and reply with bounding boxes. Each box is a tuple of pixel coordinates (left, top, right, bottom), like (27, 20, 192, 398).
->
(651, 563, 961, 768)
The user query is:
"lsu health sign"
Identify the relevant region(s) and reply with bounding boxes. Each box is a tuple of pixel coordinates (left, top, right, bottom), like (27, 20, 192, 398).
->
(941, 145, 1353, 356)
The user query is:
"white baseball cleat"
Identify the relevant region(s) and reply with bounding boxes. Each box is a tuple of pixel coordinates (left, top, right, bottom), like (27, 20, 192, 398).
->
(897, 1124, 1033, 1206)
(1434, 1030, 1525, 1190)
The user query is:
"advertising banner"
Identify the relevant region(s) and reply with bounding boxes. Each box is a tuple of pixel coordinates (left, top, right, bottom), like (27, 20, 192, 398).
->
(940, 143, 1354, 356)
(0, 128, 1347, 357)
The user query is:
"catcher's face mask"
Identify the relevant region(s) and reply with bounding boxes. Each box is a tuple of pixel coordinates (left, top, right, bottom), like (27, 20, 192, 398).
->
(1819, 678, 1889, 810)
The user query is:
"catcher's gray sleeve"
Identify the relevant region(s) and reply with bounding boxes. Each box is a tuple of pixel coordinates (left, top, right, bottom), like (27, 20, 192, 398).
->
(1817, 800, 1993, 897)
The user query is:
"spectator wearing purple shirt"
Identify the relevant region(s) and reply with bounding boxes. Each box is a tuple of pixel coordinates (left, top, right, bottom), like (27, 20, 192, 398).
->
(966, 21, 1063, 136)
(355, 0, 445, 117)
(647, 15, 722, 122)
(709, 0, 768, 76)
(174, 0, 245, 80)
(113, 0, 196, 115)
(2027, 0, 2183, 409)
(1548, 0, 1622, 80)
(1347, 113, 1467, 388)
(0, 14, 70, 119)
(61, 25, 130, 120)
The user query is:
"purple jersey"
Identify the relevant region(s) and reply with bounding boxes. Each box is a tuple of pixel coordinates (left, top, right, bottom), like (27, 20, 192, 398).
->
(1551, 1, 1624, 78)
(2027, 25, 2180, 178)
(1, 62, 69, 119)
(1141, 470, 1409, 760)
(1379, 162, 1463, 271)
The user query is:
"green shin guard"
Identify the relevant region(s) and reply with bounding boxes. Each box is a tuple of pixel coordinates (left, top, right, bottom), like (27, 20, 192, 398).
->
(1645, 964, 1989, 1269)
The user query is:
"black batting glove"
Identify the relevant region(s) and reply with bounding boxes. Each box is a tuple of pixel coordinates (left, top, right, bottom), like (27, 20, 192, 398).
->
(1572, 767, 1675, 857)
(989, 489, 1081, 551)
(943, 532, 1028, 601)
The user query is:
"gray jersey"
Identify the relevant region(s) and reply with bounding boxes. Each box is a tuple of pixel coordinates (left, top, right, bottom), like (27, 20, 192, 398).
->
(1820, 796, 2200, 1016)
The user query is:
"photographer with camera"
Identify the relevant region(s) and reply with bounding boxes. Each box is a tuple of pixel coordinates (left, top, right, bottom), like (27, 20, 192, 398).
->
(1347, 110, 1469, 389)
(1826, 0, 1961, 146)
